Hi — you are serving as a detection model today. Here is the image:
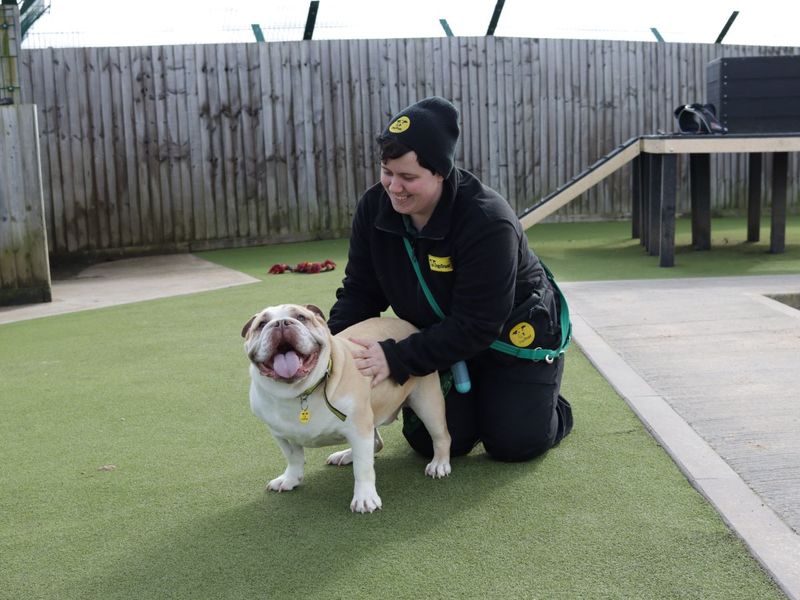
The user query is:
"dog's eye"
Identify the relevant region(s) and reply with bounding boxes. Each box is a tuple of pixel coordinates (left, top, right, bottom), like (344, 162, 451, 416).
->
(256, 321, 266, 329)
(295, 314, 307, 322)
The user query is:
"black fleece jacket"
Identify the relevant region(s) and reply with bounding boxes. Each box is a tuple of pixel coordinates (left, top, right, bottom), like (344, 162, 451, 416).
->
(328, 168, 550, 384)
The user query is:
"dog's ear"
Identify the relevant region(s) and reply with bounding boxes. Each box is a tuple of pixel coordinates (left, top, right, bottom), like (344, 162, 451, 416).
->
(241, 315, 257, 338)
(305, 304, 326, 320)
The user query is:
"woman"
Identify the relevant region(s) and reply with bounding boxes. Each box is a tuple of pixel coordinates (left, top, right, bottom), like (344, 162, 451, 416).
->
(327, 96, 572, 462)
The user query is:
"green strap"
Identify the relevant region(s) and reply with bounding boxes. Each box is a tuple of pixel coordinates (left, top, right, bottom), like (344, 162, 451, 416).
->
(299, 358, 347, 422)
(324, 390, 347, 422)
(403, 237, 571, 363)
(404, 237, 447, 319)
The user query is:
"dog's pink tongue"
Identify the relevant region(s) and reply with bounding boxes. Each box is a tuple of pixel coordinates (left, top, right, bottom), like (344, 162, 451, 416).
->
(273, 351, 301, 378)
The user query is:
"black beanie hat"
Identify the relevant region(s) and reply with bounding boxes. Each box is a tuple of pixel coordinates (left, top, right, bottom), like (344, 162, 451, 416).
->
(380, 96, 460, 177)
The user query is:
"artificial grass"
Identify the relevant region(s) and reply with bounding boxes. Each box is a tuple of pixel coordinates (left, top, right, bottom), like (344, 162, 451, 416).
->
(1, 228, 789, 598)
(527, 215, 800, 281)
(197, 215, 800, 283)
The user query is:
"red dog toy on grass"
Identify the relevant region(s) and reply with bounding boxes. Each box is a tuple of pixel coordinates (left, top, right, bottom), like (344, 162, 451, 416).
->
(268, 259, 336, 275)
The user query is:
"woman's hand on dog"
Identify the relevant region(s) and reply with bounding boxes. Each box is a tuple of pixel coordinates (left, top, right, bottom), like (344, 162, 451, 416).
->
(349, 338, 390, 387)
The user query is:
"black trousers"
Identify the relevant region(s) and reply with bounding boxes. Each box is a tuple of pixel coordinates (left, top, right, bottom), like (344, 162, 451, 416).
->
(403, 350, 572, 462)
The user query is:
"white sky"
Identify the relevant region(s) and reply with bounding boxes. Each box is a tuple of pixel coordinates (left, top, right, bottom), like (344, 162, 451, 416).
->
(21, 0, 800, 49)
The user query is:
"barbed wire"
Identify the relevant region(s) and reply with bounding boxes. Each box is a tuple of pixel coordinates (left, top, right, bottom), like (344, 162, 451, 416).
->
(21, 23, 355, 49)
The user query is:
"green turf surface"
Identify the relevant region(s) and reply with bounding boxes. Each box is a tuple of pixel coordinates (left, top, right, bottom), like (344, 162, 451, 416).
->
(197, 216, 800, 283)
(2, 216, 795, 599)
(528, 215, 800, 281)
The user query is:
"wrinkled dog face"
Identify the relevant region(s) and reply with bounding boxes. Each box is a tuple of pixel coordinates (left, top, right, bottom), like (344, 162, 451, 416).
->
(242, 304, 328, 383)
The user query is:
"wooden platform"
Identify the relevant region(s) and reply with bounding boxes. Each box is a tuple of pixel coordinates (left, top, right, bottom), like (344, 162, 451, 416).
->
(520, 133, 800, 267)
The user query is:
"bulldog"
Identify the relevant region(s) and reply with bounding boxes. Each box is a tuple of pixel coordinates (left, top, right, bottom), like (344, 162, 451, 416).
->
(241, 304, 451, 513)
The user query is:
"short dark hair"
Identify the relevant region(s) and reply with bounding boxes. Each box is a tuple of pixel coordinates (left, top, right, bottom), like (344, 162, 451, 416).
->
(377, 135, 438, 175)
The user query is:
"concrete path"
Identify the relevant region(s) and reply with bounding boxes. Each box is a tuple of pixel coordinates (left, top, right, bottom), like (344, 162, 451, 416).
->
(563, 275, 800, 600)
(0, 254, 259, 325)
(2, 256, 799, 596)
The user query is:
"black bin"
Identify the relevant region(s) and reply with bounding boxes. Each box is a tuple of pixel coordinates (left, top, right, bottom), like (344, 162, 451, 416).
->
(707, 55, 800, 133)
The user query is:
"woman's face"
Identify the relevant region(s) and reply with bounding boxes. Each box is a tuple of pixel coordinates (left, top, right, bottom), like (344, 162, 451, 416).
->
(380, 151, 444, 229)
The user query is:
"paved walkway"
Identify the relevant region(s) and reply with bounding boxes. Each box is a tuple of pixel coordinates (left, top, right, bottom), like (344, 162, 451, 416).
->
(2, 257, 799, 597)
(562, 275, 800, 600)
(0, 254, 259, 325)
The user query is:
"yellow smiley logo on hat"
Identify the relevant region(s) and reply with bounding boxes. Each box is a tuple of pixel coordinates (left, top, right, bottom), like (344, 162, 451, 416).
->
(389, 116, 411, 133)
(509, 322, 535, 348)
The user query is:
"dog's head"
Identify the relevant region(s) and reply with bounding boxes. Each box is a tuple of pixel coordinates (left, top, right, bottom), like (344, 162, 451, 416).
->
(241, 304, 330, 385)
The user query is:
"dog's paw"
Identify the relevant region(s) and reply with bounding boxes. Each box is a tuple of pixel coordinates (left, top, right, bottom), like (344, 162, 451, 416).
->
(350, 486, 382, 513)
(266, 474, 302, 492)
(326, 448, 353, 466)
(424, 459, 452, 479)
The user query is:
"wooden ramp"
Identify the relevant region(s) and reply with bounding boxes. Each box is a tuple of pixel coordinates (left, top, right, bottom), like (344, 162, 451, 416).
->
(519, 137, 642, 229)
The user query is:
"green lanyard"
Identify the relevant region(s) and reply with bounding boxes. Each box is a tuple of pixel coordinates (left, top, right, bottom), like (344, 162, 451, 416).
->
(402, 237, 571, 363)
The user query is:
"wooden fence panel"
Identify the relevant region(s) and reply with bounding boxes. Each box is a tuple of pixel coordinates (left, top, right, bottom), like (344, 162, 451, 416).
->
(12, 37, 800, 258)
(0, 105, 51, 305)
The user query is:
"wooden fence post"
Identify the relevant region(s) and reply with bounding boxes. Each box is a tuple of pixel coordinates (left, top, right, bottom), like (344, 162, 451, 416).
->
(0, 104, 52, 305)
(0, 0, 22, 105)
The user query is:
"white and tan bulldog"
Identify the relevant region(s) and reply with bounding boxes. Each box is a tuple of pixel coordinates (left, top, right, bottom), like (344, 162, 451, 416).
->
(241, 304, 451, 513)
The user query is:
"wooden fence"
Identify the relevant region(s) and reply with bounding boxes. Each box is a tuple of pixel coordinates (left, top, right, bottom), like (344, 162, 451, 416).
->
(16, 37, 800, 258)
(0, 104, 51, 305)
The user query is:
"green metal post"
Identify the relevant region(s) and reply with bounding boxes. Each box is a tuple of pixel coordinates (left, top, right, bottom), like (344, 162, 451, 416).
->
(650, 27, 665, 42)
(440, 19, 454, 37)
(715, 11, 739, 44)
(303, 1, 319, 41)
(0, 0, 21, 105)
(486, 0, 505, 36)
(251, 24, 265, 43)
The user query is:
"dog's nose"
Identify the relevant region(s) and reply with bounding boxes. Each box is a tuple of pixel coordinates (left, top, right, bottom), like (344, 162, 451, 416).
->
(277, 319, 293, 329)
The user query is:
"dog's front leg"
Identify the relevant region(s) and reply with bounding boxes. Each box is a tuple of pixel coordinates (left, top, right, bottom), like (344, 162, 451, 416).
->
(348, 433, 381, 513)
(267, 436, 305, 492)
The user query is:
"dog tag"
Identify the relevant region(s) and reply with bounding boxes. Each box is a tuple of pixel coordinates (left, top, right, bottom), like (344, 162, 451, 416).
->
(299, 409, 310, 424)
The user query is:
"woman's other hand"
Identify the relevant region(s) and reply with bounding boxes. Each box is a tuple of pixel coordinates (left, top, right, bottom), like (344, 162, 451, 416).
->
(349, 338, 390, 387)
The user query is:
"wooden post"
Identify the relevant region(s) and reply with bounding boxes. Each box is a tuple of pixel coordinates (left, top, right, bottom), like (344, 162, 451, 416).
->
(747, 153, 762, 242)
(770, 152, 788, 254)
(689, 153, 711, 250)
(660, 154, 678, 267)
(0, 0, 21, 105)
(0, 105, 52, 305)
(640, 155, 650, 248)
(631, 155, 641, 239)
(648, 154, 662, 256)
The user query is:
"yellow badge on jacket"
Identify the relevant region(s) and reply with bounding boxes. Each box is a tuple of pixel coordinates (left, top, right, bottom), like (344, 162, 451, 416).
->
(428, 255, 453, 272)
(509, 322, 535, 347)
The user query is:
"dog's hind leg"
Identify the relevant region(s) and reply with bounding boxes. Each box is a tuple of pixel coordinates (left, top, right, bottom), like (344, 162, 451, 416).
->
(325, 428, 383, 467)
(407, 375, 452, 478)
(267, 436, 305, 491)
(325, 447, 353, 466)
